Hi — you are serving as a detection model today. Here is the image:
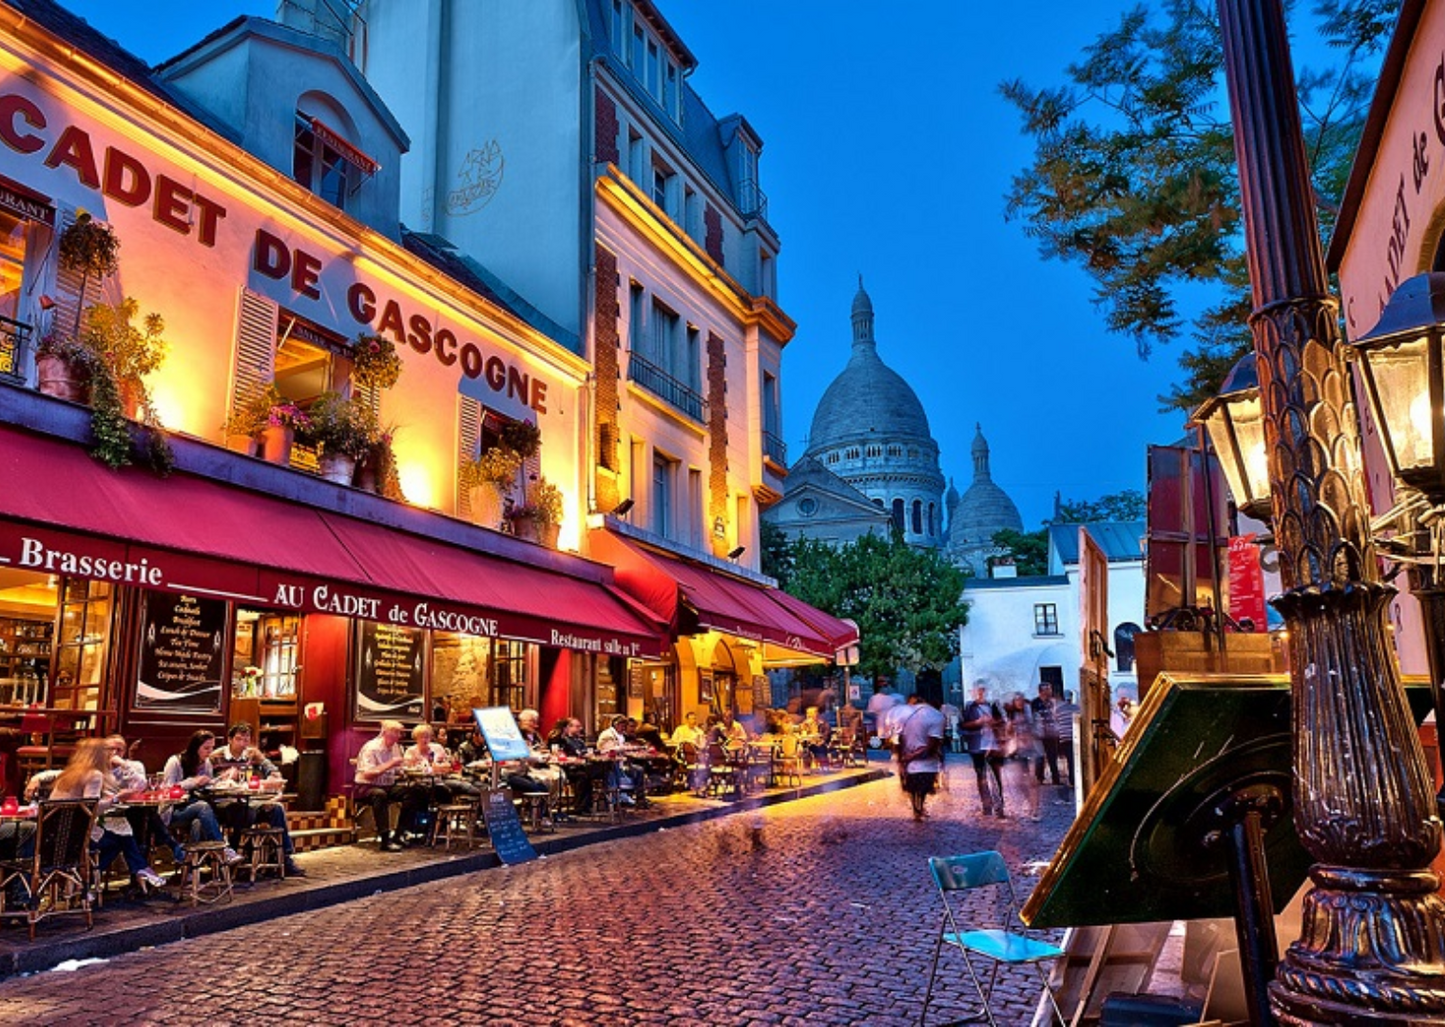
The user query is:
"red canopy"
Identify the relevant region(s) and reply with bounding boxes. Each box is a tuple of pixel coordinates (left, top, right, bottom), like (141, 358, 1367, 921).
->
(0, 426, 666, 656)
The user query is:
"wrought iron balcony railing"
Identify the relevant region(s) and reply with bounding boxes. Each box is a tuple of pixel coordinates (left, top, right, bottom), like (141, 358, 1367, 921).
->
(628, 351, 704, 421)
(0, 315, 32, 384)
(763, 429, 787, 466)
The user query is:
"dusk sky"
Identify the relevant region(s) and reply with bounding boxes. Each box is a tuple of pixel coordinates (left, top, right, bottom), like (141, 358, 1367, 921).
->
(62, 1, 1326, 528)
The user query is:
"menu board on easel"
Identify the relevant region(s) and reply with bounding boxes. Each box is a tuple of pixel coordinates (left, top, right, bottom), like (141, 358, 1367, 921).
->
(135, 593, 227, 713)
(354, 621, 425, 721)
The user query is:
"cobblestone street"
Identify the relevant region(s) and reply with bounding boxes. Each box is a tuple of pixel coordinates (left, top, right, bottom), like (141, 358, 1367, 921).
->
(0, 763, 1075, 1026)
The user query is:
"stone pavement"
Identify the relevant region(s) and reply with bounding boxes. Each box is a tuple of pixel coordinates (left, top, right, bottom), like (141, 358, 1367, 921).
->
(0, 759, 1079, 1026)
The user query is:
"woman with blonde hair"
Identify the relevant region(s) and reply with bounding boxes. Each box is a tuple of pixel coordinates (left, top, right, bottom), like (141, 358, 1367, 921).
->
(50, 738, 167, 891)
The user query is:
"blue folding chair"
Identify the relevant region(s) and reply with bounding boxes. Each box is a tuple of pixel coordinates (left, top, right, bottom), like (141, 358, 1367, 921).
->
(920, 851, 1066, 1026)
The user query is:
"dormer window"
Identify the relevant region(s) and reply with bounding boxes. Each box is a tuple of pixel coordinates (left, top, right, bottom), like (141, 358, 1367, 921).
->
(614, 0, 683, 123)
(292, 95, 378, 213)
(294, 112, 353, 210)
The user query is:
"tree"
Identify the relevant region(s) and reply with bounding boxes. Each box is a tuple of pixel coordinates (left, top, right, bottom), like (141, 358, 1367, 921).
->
(991, 528, 1050, 576)
(759, 520, 795, 587)
(784, 532, 968, 683)
(990, 489, 1147, 574)
(1001, 0, 1397, 412)
(1054, 488, 1147, 523)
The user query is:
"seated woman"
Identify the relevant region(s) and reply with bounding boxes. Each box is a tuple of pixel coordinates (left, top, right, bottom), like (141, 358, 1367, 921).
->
(800, 706, 832, 765)
(161, 730, 242, 865)
(518, 709, 566, 819)
(49, 738, 167, 892)
(405, 723, 477, 803)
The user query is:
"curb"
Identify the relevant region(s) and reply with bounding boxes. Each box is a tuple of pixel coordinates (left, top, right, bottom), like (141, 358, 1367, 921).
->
(0, 768, 886, 978)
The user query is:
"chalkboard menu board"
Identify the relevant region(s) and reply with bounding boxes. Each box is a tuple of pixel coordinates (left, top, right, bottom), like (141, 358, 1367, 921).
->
(354, 621, 425, 721)
(480, 788, 537, 865)
(136, 593, 227, 713)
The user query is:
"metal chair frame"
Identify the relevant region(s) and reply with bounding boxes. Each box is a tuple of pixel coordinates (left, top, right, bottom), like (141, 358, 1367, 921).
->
(920, 851, 1065, 1027)
(0, 797, 100, 940)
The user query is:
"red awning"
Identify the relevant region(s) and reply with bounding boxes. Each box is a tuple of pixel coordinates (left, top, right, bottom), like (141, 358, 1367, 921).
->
(589, 528, 852, 660)
(766, 588, 859, 652)
(0, 427, 665, 657)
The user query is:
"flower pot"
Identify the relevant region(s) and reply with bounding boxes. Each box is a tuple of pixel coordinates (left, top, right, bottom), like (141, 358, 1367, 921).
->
(510, 516, 558, 546)
(319, 451, 357, 484)
(35, 354, 88, 403)
(540, 522, 560, 549)
(261, 424, 294, 465)
(118, 377, 144, 419)
(354, 451, 382, 493)
(467, 482, 504, 527)
(226, 435, 262, 457)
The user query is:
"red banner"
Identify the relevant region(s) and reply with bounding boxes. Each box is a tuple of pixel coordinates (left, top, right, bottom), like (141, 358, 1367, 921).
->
(1228, 534, 1268, 631)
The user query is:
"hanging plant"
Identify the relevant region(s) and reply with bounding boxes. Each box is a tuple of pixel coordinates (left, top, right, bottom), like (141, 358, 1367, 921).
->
(57, 211, 120, 339)
(351, 332, 403, 391)
(500, 419, 541, 459)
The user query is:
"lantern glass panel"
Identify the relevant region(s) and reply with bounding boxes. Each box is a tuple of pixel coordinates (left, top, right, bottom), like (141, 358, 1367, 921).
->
(1363, 335, 1434, 481)
(1204, 392, 1268, 510)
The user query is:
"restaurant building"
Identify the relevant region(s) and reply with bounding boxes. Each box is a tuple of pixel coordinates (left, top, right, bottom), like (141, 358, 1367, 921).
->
(0, 0, 852, 806)
(356, 0, 851, 728)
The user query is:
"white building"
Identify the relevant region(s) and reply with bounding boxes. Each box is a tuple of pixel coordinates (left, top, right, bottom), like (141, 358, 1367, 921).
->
(960, 522, 1145, 702)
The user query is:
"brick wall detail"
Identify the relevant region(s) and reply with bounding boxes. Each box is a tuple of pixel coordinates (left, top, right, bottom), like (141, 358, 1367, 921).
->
(595, 88, 620, 167)
(704, 204, 724, 266)
(594, 245, 622, 512)
(707, 331, 729, 557)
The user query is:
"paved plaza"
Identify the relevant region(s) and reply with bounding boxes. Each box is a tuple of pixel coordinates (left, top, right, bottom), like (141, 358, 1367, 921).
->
(0, 763, 1076, 1026)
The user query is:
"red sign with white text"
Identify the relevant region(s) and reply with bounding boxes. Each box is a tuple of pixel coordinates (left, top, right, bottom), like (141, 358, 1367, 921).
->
(1228, 535, 1268, 631)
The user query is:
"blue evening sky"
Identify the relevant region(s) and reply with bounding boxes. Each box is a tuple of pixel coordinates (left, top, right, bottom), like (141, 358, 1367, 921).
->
(60, 1, 1337, 528)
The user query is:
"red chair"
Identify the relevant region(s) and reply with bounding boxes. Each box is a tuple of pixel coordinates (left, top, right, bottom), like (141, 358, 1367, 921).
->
(15, 708, 84, 780)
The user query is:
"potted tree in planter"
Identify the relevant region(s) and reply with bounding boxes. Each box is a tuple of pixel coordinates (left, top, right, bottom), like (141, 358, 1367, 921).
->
(507, 476, 563, 547)
(297, 391, 376, 483)
(458, 446, 521, 528)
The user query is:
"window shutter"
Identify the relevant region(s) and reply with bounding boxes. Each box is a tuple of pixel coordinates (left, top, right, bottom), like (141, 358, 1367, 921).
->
(457, 394, 482, 515)
(49, 207, 86, 341)
(231, 287, 278, 417)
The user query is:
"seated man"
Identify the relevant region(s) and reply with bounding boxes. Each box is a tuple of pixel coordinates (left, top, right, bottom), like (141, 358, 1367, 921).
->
(670, 711, 706, 751)
(799, 706, 831, 765)
(595, 715, 644, 804)
(102, 734, 186, 866)
(552, 717, 599, 814)
(455, 725, 548, 799)
(211, 722, 304, 876)
(355, 720, 429, 852)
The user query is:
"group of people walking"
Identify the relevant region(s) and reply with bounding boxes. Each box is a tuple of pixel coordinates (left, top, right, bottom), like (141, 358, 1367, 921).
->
(960, 682, 1077, 821)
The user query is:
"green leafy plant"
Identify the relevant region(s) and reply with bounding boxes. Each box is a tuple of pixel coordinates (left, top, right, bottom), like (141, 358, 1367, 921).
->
(57, 211, 119, 338)
(499, 419, 541, 459)
(351, 332, 403, 391)
(223, 383, 311, 439)
(509, 476, 563, 527)
(459, 445, 523, 491)
(297, 391, 377, 459)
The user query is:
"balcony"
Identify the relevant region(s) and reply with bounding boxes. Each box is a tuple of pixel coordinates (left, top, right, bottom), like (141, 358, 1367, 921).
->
(763, 429, 786, 466)
(0, 316, 32, 384)
(737, 178, 769, 222)
(628, 351, 704, 422)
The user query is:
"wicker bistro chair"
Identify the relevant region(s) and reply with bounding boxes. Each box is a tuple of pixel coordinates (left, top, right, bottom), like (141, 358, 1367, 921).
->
(0, 798, 100, 940)
(774, 735, 805, 788)
(703, 742, 740, 799)
(919, 851, 1066, 1027)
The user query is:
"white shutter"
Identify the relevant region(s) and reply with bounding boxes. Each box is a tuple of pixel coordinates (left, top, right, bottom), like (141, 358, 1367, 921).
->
(457, 395, 481, 515)
(49, 208, 85, 342)
(231, 287, 278, 416)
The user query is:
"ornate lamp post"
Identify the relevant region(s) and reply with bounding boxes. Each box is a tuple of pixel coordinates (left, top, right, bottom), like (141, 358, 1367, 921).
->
(1351, 271, 1445, 820)
(1215, 1, 1445, 1021)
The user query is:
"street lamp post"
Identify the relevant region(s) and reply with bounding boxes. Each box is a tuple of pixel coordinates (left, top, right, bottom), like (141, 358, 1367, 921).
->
(1215, 0, 1445, 1022)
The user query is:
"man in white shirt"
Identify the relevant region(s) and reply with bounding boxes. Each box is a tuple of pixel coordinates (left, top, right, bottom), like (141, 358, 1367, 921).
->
(355, 720, 428, 852)
(595, 715, 642, 803)
(669, 711, 705, 751)
(897, 696, 946, 821)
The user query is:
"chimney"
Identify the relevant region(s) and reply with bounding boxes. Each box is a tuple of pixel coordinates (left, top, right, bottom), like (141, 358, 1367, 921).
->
(276, 0, 356, 51)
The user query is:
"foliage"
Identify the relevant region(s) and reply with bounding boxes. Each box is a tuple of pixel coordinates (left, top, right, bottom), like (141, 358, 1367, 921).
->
(297, 391, 377, 459)
(990, 528, 1050, 577)
(510, 476, 564, 526)
(500, 419, 542, 459)
(783, 532, 967, 680)
(759, 520, 796, 586)
(1053, 488, 1147, 523)
(1000, 0, 1397, 412)
(57, 211, 120, 280)
(351, 332, 403, 391)
(35, 332, 100, 373)
(81, 297, 167, 381)
(223, 382, 311, 439)
(363, 426, 408, 502)
(459, 445, 523, 490)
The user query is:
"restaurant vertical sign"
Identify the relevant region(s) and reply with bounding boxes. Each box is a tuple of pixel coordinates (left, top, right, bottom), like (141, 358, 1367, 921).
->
(354, 620, 425, 721)
(136, 593, 227, 713)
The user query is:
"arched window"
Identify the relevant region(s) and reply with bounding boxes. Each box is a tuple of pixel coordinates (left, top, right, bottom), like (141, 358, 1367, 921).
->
(1114, 623, 1141, 673)
(891, 498, 905, 534)
(911, 499, 923, 534)
(927, 502, 936, 536)
(294, 92, 361, 211)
